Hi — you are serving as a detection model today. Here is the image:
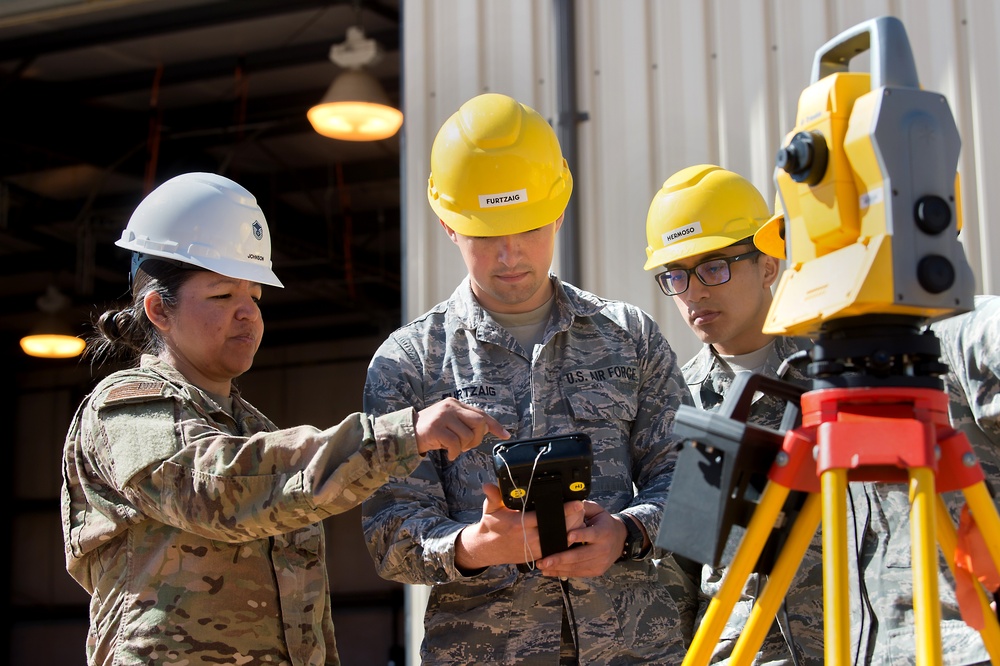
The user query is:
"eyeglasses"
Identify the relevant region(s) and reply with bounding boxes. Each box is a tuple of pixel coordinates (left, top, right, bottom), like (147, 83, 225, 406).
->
(654, 247, 761, 296)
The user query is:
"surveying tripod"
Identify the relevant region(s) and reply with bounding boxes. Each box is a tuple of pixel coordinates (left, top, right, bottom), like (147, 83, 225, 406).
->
(658, 15, 1000, 666)
(668, 318, 1000, 665)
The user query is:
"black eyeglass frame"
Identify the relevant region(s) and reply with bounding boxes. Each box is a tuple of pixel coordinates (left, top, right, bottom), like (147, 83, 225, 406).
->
(653, 247, 761, 296)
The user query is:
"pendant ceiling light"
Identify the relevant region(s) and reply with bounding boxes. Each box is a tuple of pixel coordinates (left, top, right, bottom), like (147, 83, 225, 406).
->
(307, 26, 403, 142)
(19, 285, 86, 359)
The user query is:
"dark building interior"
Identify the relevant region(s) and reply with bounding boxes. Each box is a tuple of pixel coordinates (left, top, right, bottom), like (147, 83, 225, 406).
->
(1, 1, 408, 663)
(0, 0, 404, 365)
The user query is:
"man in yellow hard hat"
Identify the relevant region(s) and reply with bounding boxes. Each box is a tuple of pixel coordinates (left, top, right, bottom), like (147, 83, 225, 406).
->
(361, 92, 695, 664)
(644, 165, 794, 404)
(643, 164, 823, 664)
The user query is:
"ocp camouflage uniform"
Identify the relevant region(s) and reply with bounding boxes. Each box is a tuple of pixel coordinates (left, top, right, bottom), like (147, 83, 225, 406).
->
(361, 277, 695, 665)
(848, 295, 999, 665)
(62, 354, 425, 666)
(678, 336, 825, 665)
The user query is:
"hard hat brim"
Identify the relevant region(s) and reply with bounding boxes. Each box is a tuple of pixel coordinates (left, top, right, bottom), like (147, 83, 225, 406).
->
(753, 215, 786, 260)
(643, 234, 756, 271)
(117, 241, 284, 288)
(429, 176, 572, 237)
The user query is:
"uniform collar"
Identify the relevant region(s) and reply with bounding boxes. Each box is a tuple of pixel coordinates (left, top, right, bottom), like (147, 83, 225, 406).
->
(448, 274, 606, 335)
(138, 354, 244, 414)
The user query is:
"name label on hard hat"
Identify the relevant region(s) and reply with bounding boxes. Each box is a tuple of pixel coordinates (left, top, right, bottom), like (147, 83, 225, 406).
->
(662, 221, 703, 245)
(479, 189, 528, 209)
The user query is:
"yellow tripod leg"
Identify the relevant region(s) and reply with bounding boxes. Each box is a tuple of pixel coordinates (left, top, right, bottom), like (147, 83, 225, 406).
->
(963, 481, 1000, 578)
(935, 492, 1000, 663)
(909, 467, 942, 666)
(682, 481, 792, 666)
(821, 468, 850, 665)
(729, 492, 822, 664)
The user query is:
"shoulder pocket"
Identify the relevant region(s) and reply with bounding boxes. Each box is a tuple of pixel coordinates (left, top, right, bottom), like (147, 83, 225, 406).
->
(102, 400, 179, 489)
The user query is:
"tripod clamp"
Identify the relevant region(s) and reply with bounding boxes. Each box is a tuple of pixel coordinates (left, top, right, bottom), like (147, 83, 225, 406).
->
(657, 372, 806, 573)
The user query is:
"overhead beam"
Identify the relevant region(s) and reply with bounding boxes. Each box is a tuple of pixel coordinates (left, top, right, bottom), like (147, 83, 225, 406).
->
(42, 32, 400, 101)
(0, 0, 366, 61)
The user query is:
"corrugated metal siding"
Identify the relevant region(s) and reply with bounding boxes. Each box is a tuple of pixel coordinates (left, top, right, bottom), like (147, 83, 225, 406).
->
(401, 0, 558, 319)
(404, 0, 999, 366)
(399, 1, 999, 661)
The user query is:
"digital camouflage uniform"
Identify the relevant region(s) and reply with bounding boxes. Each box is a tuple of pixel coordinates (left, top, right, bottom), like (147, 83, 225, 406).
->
(361, 276, 695, 665)
(678, 336, 825, 665)
(62, 354, 425, 666)
(847, 295, 999, 666)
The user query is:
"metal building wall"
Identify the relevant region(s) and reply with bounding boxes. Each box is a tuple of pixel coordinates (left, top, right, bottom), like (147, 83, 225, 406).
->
(399, 1, 998, 662)
(403, 0, 999, 359)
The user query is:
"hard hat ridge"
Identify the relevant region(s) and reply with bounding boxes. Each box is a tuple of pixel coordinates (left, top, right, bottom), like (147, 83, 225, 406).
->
(457, 93, 523, 150)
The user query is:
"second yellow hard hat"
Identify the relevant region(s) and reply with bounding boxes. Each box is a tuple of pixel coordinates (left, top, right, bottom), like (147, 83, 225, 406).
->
(644, 164, 769, 271)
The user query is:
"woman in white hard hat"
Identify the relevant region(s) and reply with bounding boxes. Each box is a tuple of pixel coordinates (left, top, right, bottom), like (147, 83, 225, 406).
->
(60, 172, 508, 666)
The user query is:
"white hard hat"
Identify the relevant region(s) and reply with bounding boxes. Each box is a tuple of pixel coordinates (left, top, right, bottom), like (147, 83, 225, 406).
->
(116, 172, 283, 287)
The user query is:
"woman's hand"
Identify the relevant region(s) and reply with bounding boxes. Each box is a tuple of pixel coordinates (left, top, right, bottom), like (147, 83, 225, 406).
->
(414, 398, 509, 460)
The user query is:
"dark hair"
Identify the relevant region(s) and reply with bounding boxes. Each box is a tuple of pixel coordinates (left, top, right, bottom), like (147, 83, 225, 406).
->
(85, 258, 201, 366)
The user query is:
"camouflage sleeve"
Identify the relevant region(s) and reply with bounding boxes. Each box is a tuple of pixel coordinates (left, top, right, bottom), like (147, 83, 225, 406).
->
(959, 297, 1000, 440)
(362, 333, 428, 414)
(361, 334, 469, 585)
(935, 295, 1000, 442)
(622, 310, 694, 552)
(111, 396, 422, 543)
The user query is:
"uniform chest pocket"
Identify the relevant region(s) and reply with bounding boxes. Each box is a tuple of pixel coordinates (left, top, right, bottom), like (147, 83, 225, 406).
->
(561, 379, 639, 498)
(562, 379, 639, 423)
(561, 378, 639, 493)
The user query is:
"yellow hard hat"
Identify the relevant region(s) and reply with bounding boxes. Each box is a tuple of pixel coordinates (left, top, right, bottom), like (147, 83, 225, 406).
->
(427, 93, 573, 237)
(753, 193, 786, 259)
(643, 164, 769, 271)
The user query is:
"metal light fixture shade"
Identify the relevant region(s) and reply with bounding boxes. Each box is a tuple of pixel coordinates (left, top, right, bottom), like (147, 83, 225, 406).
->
(20, 317, 86, 358)
(19, 285, 86, 359)
(308, 68, 403, 141)
(307, 25, 403, 142)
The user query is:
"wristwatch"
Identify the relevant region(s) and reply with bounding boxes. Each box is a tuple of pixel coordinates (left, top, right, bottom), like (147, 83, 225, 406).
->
(616, 514, 648, 562)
